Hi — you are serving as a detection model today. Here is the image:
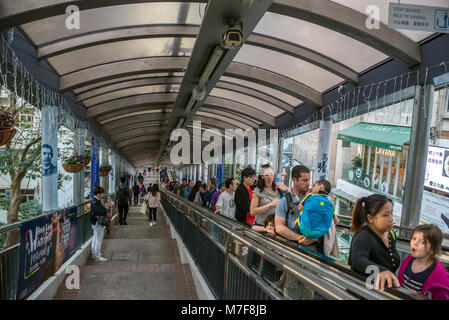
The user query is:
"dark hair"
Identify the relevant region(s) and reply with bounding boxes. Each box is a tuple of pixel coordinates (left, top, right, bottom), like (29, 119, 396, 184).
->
(351, 194, 393, 232)
(241, 167, 256, 181)
(291, 165, 310, 180)
(314, 180, 331, 193)
(225, 178, 235, 189)
(264, 213, 275, 228)
(120, 177, 126, 183)
(256, 164, 276, 192)
(151, 184, 159, 197)
(201, 183, 207, 191)
(93, 186, 105, 196)
(412, 224, 443, 262)
(42, 144, 53, 153)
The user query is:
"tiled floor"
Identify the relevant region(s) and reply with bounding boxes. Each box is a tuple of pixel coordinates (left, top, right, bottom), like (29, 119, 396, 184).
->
(53, 205, 198, 300)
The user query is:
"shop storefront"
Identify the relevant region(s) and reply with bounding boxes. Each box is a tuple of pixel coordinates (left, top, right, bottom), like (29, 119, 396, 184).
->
(334, 122, 411, 223)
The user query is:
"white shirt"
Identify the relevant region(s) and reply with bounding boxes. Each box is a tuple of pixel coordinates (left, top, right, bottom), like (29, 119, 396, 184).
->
(216, 191, 236, 220)
(145, 192, 161, 208)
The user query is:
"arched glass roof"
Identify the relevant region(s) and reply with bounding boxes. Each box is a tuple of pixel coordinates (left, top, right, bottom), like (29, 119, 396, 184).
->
(0, 0, 443, 165)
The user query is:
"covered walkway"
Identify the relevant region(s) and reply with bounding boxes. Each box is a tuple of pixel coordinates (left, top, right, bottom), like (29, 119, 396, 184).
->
(53, 205, 198, 300)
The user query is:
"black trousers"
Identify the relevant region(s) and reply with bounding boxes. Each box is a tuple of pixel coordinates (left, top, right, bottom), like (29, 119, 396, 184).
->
(133, 193, 139, 205)
(118, 204, 129, 224)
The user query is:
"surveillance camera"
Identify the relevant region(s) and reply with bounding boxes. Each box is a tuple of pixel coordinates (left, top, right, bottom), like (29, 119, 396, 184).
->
(192, 84, 207, 101)
(221, 24, 243, 49)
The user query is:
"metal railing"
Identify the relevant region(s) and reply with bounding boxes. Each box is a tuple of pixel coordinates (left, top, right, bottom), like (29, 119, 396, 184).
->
(0, 194, 115, 300)
(161, 190, 422, 300)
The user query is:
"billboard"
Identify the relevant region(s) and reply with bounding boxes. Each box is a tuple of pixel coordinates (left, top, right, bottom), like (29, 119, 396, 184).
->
(424, 145, 449, 194)
(17, 207, 77, 300)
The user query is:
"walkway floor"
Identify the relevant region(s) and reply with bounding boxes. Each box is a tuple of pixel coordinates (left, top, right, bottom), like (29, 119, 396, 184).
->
(53, 204, 198, 300)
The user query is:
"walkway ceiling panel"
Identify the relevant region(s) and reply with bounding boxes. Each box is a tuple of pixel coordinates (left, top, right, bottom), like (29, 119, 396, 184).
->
(268, 0, 421, 67)
(234, 44, 344, 94)
(77, 77, 184, 103)
(219, 76, 302, 107)
(254, 11, 389, 73)
(49, 38, 195, 75)
(224, 63, 322, 106)
(329, 0, 445, 42)
(111, 129, 165, 143)
(74, 73, 185, 95)
(83, 84, 181, 107)
(19, 2, 204, 46)
(107, 122, 168, 136)
(202, 96, 276, 127)
(210, 87, 285, 117)
(215, 80, 294, 114)
(86, 92, 178, 119)
(197, 107, 262, 127)
(97, 106, 172, 125)
(193, 114, 253, 131)
(60, 56, 189, 92)
(102, 113, 170, 131)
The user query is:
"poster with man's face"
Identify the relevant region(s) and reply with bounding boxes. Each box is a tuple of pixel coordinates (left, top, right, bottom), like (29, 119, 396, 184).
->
(42, 144, 57, 177)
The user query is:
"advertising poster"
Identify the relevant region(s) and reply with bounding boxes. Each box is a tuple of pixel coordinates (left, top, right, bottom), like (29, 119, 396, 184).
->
(420, 191, 449, 234)
(424, 145, 449, 194)
(17, 208, 77, 300)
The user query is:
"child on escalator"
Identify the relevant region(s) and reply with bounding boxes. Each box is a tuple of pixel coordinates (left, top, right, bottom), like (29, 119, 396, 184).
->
(398, 224, 449, 300)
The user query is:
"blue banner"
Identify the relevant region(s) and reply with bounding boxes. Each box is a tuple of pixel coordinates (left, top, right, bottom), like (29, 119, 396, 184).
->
(91, 137, 100, 198)
(17, 208, 77, 300)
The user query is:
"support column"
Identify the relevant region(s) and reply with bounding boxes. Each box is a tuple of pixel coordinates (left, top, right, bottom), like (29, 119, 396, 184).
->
(73, 127, 86, 206)
(316, 119, 333, 181)
(232, 150, 237, 179)
(42, 105, 59, 212)
(401, 84, 434, 235)
(90, 137, 100, 198)
(276, 136, 284, 183)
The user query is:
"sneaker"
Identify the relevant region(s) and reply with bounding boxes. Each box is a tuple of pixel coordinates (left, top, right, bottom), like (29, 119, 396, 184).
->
(124, 221, 128, 225)
(95, 256, 108, 262)
(149, 222, 152, 227)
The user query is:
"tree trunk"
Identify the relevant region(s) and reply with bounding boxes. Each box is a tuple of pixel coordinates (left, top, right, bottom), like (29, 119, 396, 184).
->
(3, 174, 24, 249)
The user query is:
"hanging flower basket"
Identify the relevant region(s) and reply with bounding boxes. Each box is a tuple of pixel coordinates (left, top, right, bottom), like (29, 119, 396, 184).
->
(99, 165, 112, 177)
(62, 163, 84, 173)
(0, 111, 16, 146)
(84, 156, 91, 166)
(62, 155, 86, 173)
(0, 127, 17, 146)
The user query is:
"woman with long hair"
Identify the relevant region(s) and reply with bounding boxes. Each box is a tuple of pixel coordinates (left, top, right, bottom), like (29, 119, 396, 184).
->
(145, 184, 161, 227)
(250, 164, 288, 226)
(349, 194, 400, 291)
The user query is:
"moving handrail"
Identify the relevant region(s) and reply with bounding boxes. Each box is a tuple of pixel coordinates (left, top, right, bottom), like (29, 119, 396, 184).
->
(162, 190, 421, 300)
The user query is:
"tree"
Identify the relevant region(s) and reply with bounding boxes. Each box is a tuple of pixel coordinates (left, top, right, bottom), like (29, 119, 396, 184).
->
(0, 90, 70, 249)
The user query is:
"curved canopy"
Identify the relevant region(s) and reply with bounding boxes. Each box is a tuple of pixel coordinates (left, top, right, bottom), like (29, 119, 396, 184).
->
(1, 0, 442, 166)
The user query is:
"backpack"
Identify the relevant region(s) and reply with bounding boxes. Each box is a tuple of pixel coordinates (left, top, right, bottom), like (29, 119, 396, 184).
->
(284, 191, 299, 216)
(117, 186, 129, 205)
(294, 193, 334, 239)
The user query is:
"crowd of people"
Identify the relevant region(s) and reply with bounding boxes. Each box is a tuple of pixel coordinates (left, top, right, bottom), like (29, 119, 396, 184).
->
(160, 164, 449, 300)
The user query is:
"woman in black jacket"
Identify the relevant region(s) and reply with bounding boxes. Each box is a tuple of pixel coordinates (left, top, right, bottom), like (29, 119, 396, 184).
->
(188, 181, 202, 202)
(90, 186, 111, 262)
(349, 194, 400, 291)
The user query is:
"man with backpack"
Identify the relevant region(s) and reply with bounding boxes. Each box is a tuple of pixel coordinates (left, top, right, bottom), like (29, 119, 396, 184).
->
(116, 177, 132, 225)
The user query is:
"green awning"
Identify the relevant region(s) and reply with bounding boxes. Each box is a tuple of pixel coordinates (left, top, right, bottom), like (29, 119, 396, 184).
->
(337, 122, 411, 152)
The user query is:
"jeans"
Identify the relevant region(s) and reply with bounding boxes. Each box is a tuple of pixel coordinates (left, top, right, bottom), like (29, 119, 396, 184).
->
(149, 207, 157, 222)
(91, 222, 105, 259)
(118, 204, 129, 224)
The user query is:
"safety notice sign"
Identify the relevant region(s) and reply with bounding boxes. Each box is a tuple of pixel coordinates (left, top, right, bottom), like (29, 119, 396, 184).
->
(388, 3, 449, 33)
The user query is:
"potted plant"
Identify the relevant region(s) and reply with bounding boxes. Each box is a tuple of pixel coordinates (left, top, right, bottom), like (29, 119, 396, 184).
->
(351, 155, 363, 169)
(0, 110, 17, 146)
(62, 155, 86, 173)
(99, 164, 112, 176)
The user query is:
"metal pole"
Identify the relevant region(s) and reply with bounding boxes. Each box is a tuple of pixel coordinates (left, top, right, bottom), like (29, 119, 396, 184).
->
(401, 84, 434, 236)
(73, 127, 86, 207)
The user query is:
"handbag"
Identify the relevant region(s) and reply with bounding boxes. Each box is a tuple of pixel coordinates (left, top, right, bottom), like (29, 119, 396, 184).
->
(140, 202, 148, 215)
(98, 216, 110, 227)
